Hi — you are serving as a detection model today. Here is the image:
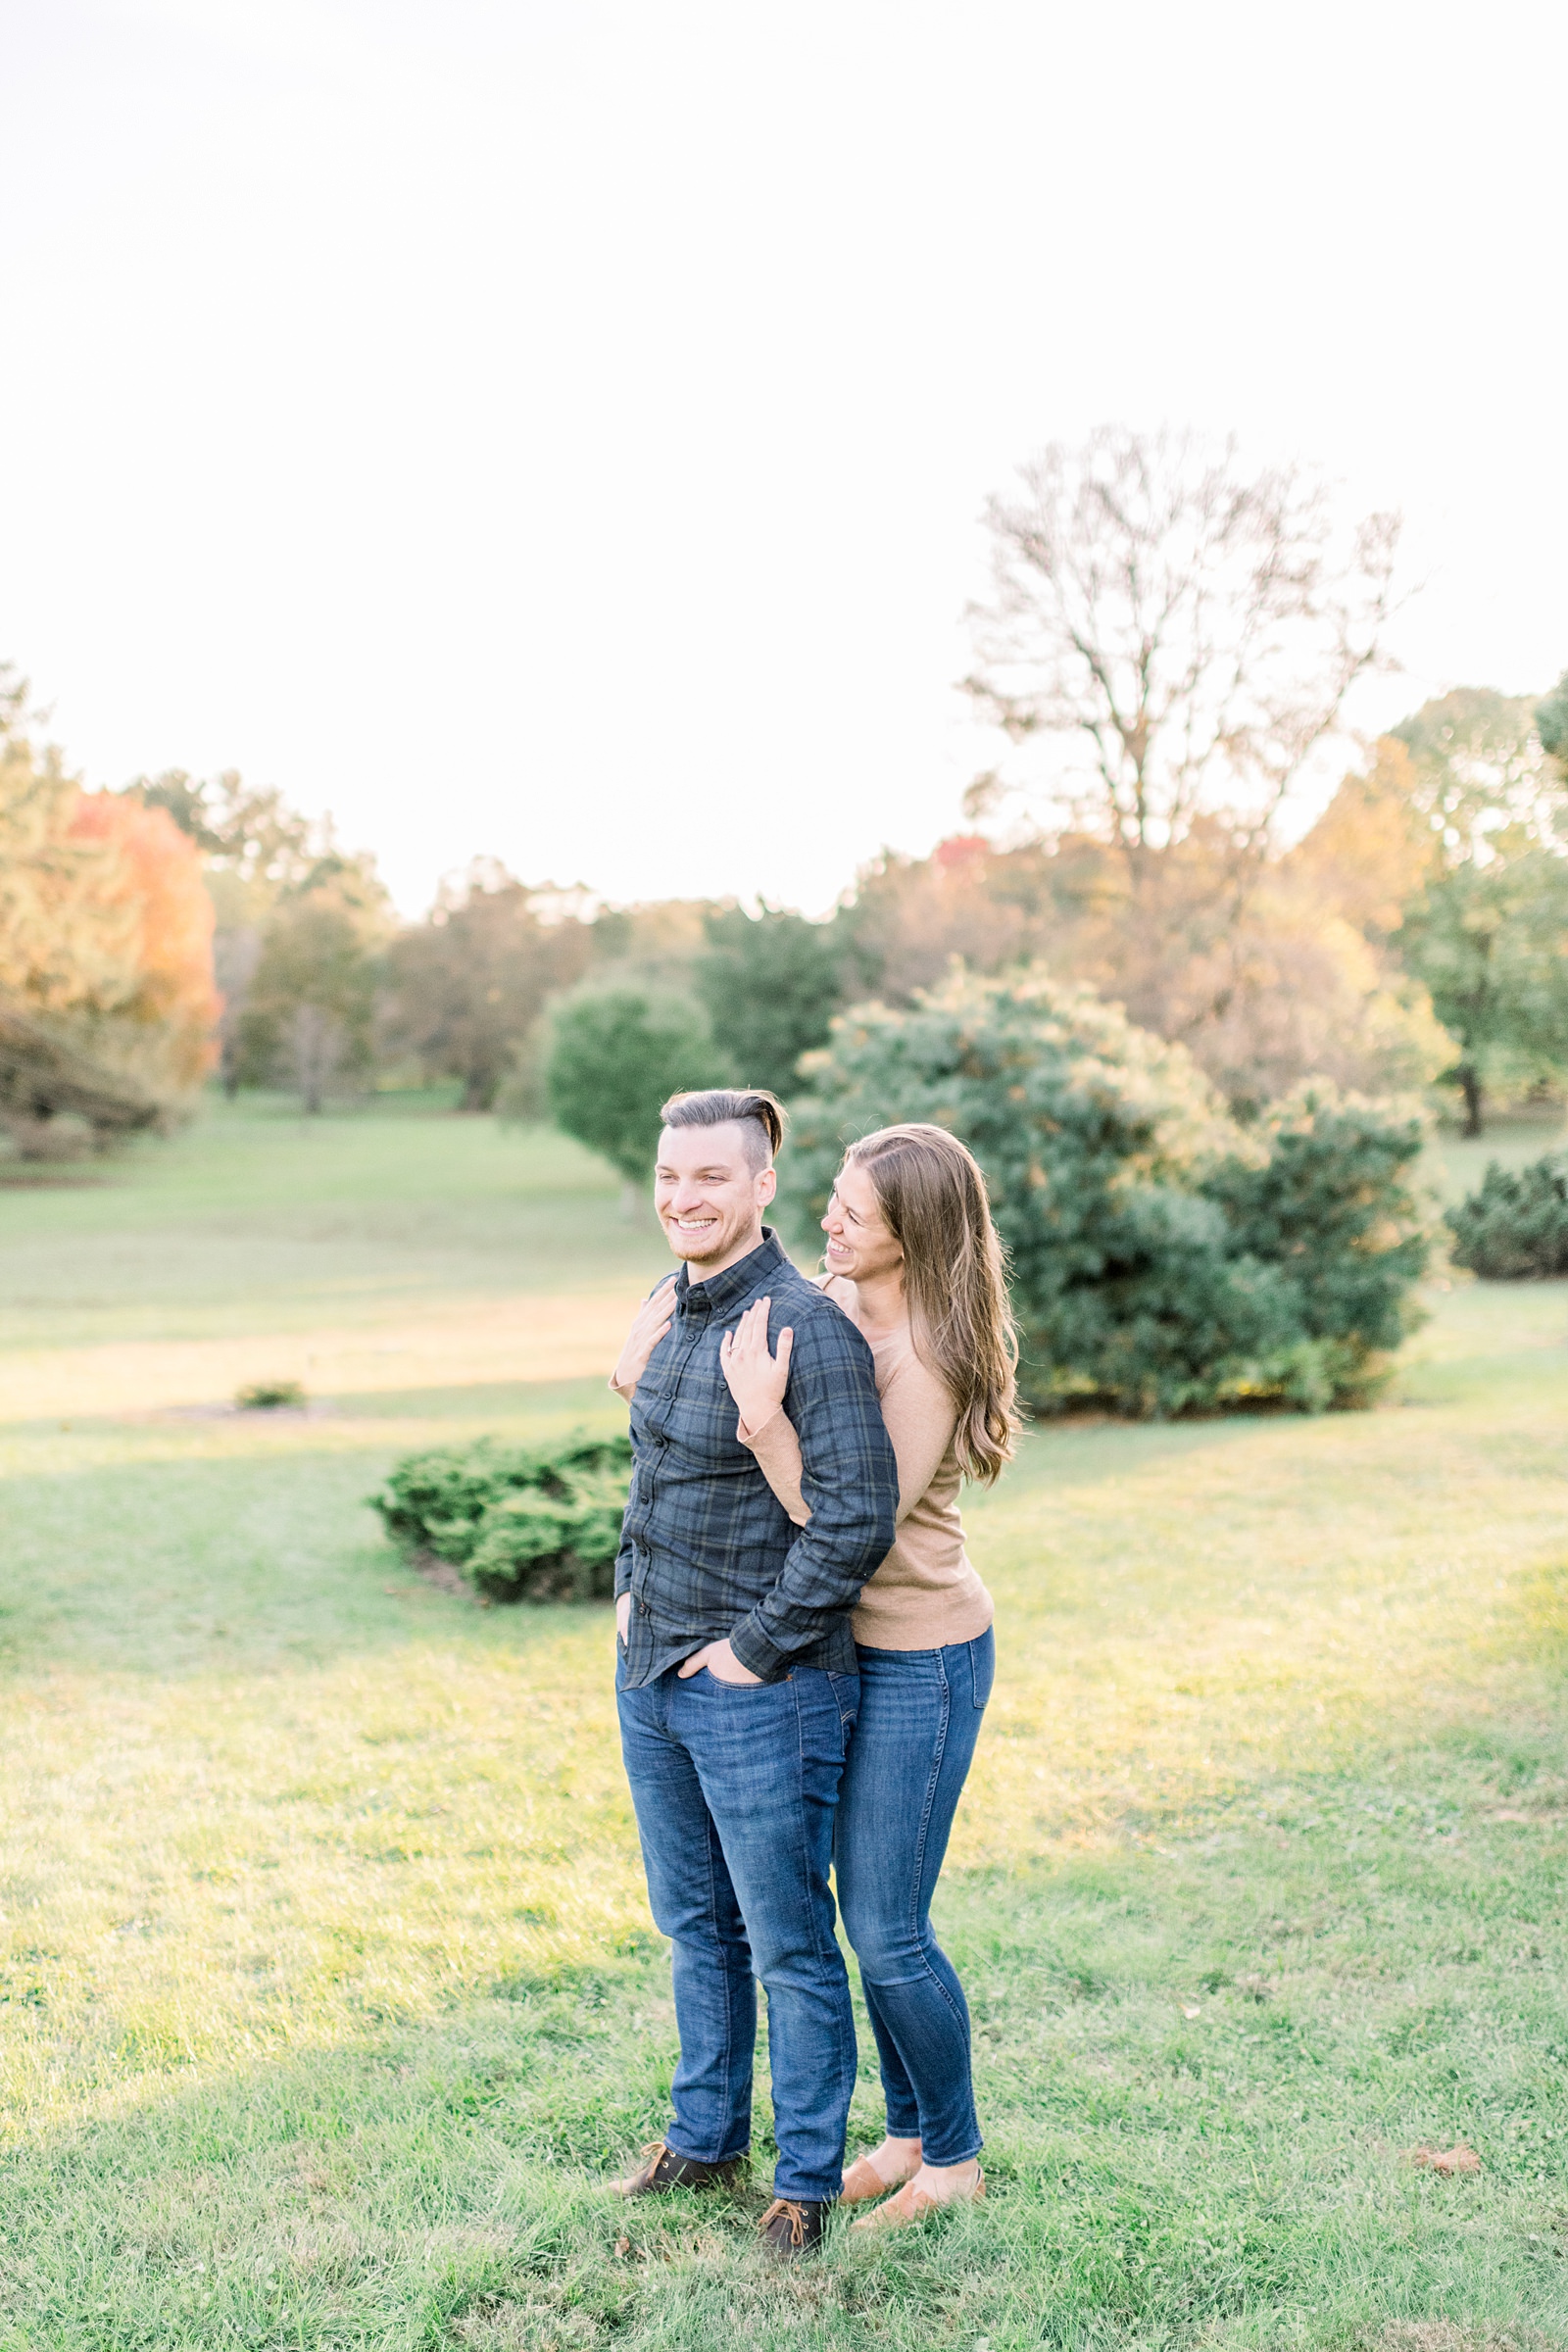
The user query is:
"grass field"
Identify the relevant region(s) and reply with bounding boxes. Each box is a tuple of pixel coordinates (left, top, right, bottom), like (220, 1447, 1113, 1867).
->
(2, 1096, 1567, 2352)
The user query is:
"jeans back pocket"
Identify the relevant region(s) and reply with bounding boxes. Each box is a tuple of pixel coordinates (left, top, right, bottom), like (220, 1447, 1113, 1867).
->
(969, 1628, 996, 1711)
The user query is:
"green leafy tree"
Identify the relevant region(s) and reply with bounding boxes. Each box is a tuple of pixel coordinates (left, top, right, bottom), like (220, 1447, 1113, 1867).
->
(1391, 688, 1563, 860)
(1396, 852, 1568, 1135)
(382, 860, 592, 1110)
(1538, 669, 1568, 784)
(1387, 688, 1568, 1133)
(779, 966, 1430, 1416)
(694, 904, 846, 1098)
(545, 987, 724, 1210)
(236, 892, 385, 1112)
(131, 769, 318, 895)
(129, 768, 377, 1096)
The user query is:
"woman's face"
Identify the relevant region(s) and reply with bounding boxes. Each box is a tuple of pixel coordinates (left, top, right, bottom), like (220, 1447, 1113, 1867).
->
(822, 1157, 905, 1285)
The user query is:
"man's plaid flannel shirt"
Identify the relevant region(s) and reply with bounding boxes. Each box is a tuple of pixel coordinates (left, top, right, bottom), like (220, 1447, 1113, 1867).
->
(614, 1230, 899, 1686)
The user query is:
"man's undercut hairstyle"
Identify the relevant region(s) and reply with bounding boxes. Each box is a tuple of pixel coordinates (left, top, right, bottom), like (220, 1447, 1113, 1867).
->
(660, 1088, 786, 1172)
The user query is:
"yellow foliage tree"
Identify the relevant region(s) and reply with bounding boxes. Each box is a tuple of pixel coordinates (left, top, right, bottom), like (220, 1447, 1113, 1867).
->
(1290, 738, 1441, 944)
(0, 677, 136, 1015)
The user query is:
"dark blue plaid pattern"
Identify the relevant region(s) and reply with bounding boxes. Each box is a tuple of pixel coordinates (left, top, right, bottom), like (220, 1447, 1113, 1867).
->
(615, 1230, 899, 1685)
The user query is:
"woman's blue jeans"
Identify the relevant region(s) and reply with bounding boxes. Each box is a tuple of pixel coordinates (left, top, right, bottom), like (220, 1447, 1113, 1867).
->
(834, 1628, 995, 2166)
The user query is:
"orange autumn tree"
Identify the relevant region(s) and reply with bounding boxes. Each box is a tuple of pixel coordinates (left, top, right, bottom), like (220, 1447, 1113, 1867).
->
(69, 791, 220, 1092)
(0, 665, 219, 1153)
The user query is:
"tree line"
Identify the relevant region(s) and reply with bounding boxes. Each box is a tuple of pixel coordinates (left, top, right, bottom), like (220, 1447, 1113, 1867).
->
(3, 428, 1567, 1163)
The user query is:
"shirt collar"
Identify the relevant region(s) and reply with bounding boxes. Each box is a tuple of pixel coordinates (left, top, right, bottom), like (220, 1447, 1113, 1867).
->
(674, 1228, 785, 1319)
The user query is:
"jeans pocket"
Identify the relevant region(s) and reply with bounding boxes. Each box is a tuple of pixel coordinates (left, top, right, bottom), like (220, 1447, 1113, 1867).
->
(969, 1632, 996, 1711)
(701, 1666, 779, 1690)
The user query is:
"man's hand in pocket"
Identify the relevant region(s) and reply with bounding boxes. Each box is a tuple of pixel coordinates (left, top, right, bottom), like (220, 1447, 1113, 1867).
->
(678, 1639, 762, 1686)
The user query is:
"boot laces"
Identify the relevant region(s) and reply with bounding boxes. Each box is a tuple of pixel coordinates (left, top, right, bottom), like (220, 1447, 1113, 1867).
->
(761, 2196, 808, 2246)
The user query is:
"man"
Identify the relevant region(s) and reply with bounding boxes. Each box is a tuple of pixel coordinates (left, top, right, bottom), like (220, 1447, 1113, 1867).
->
(608, 1087, 899, 2261)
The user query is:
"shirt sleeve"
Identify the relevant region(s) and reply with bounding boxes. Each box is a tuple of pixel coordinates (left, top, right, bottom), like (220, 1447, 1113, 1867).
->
(726, 1308, 899, 1680)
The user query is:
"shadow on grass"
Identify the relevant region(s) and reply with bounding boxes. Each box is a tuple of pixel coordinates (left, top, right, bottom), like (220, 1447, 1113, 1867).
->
(0, 1438, 617, 1682)
(6, 1809, 1566, 2352)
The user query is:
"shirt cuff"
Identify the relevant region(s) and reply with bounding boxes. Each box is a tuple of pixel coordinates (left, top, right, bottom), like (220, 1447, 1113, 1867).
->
(727, 1615, 789, 1683)
(734, 1405, 783, 1446)
(613, 1557, 632, 1600)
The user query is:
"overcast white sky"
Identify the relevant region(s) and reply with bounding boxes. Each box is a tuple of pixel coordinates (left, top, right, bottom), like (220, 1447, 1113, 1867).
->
(2, 0, 1565, 916)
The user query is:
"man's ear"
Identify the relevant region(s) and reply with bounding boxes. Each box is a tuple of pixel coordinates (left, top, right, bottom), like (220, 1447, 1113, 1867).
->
(757, 1164, 778, 1206)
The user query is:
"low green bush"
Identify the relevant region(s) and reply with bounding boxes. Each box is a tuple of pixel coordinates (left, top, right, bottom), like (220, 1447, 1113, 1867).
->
(371, 1433, 631, 1601)
(780, 966, 1433, 1418)
(235, 1378, 307, 1410)
(1446, 1151, 1568, 1277)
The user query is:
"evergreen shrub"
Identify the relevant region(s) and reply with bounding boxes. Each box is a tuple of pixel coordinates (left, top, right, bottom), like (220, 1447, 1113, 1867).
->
(779, 967, 1433, 1417)
(371, 1432, 631, 1601)
(235, 1379, 306, 1410)
(1446, 1152, 1568, 1278)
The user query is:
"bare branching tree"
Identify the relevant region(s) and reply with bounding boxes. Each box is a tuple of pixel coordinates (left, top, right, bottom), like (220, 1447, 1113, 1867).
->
(962, 426, 1402, 878)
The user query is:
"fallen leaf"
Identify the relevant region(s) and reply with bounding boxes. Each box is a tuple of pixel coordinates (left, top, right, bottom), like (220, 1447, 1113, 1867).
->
(1408, 2145, 1481, 2175)
(613, 2236, 631, 2258)
(1489, 1809, 1531, 1823)
(1183, 2005, 1202, 2019)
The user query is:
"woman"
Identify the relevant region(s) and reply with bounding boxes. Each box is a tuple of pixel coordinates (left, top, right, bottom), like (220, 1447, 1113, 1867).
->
(718, 1122, 1019, 2230)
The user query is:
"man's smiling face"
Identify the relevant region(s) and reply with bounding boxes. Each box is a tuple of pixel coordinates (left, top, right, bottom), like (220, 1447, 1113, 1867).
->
(654, 1121, 776, 1280)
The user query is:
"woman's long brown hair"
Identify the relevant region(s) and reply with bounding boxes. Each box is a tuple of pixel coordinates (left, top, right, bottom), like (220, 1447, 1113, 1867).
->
(842, 1123, 1021, 1485)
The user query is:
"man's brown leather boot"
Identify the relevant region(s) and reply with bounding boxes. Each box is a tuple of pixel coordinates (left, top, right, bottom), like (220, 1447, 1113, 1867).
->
(758, 2195, 832, 2260)
(612, 2140, 747, 2197)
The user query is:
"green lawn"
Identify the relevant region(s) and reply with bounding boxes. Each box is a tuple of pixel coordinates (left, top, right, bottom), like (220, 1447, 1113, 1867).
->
(2, 1100, 1567, 2351)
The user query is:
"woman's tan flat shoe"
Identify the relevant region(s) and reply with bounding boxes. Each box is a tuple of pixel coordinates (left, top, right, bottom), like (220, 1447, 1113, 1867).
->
(850, 2168, 985, 2230)
(839, 2154, 916, 2206)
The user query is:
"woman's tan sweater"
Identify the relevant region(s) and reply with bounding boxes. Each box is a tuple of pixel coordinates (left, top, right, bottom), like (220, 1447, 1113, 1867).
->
(739, 1274, 994, 1651)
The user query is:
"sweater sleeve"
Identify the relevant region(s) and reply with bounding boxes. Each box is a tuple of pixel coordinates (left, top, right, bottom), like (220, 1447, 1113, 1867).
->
(740, 1409, 809, 1525)
(725, 1305, 899, 1681)
(739, 1346, 956, 1531)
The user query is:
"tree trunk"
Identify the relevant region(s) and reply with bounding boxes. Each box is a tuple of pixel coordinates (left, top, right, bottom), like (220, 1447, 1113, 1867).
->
(618, 1179, 640, 1222)
(1458, 1062, 1484, 1138)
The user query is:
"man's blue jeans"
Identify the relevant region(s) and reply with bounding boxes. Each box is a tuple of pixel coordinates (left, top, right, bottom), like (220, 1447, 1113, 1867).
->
(835, 1629, 995, 2166)
(615, 1656, 859, 2202)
